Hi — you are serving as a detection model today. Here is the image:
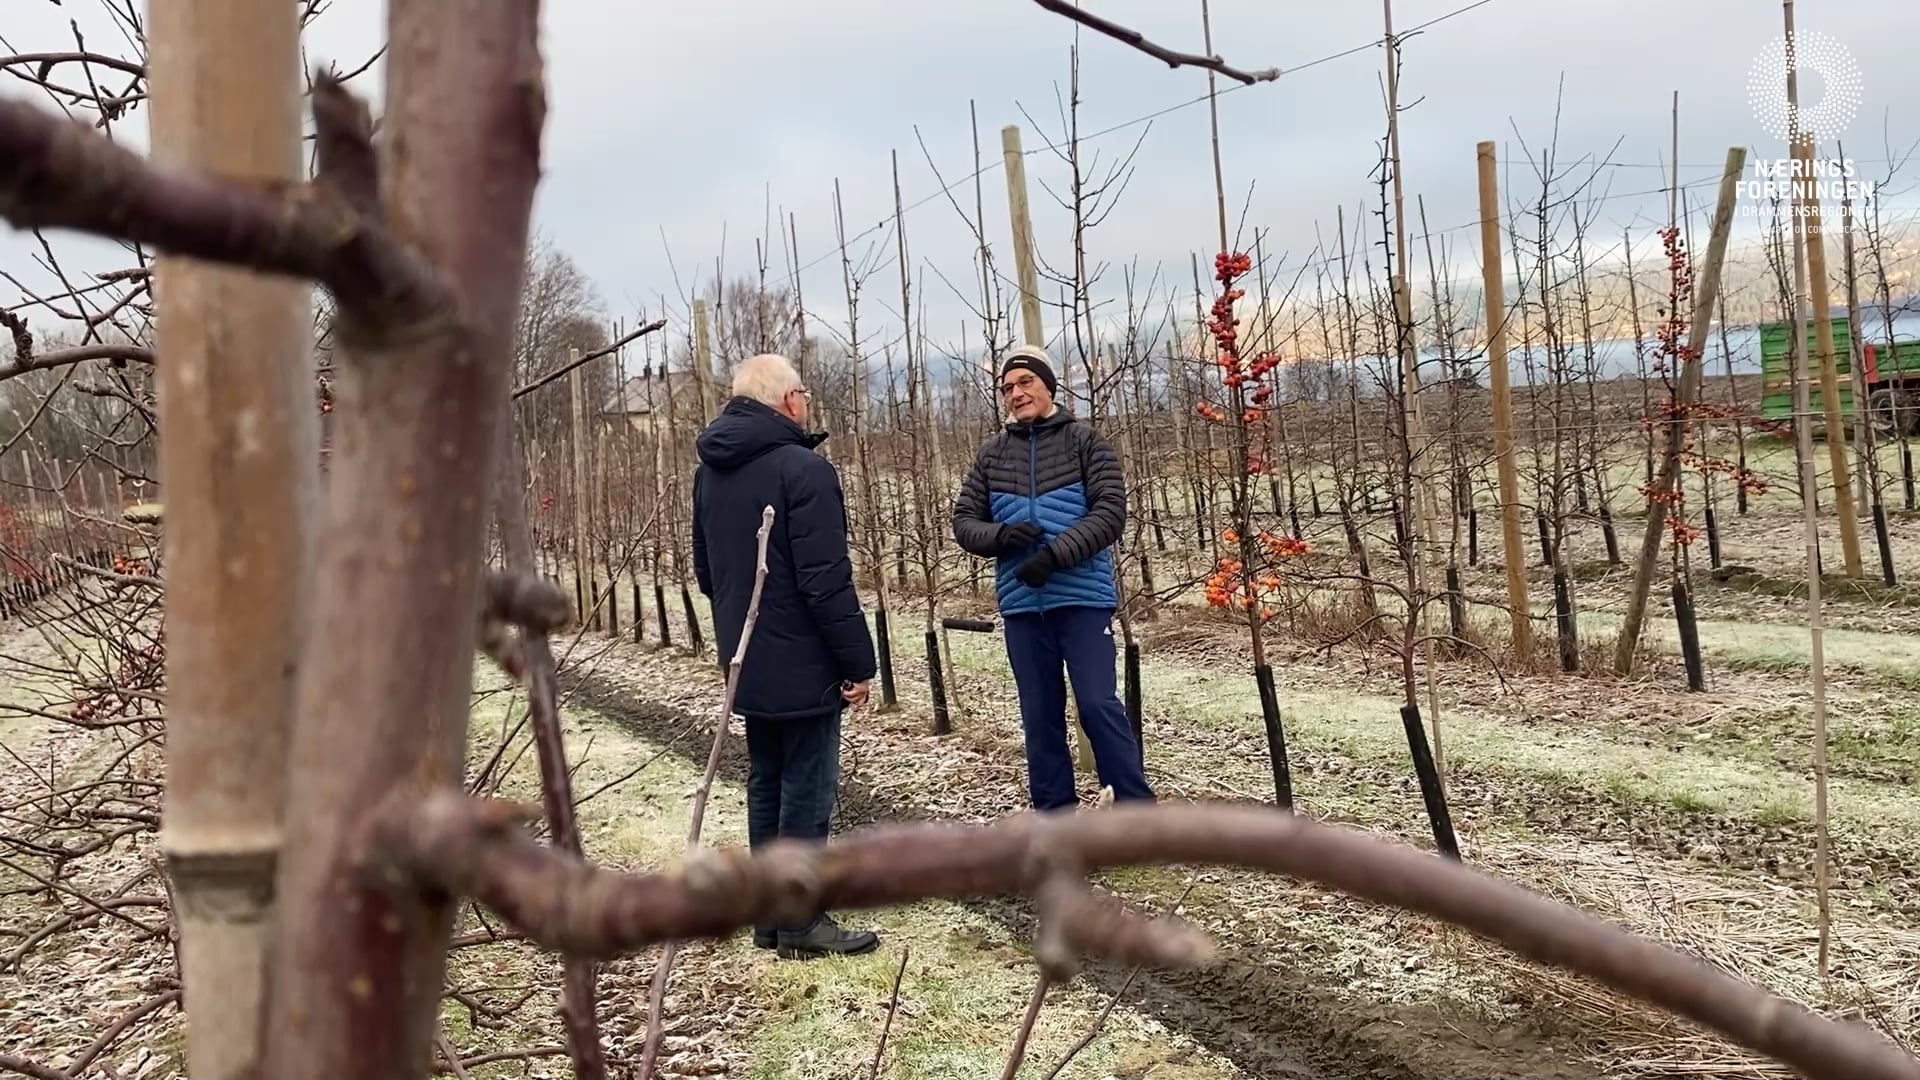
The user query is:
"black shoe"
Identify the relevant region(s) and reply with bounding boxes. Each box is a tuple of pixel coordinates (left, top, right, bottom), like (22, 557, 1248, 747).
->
(775, 914, 879, 959)
(753, 927, 775, 949)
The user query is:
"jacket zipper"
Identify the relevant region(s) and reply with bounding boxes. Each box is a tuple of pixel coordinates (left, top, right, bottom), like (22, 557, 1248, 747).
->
(1027, 430, 1039, 526)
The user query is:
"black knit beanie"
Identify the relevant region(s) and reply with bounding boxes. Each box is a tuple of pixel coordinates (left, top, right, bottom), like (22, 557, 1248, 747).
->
(999, 345, 1058, 395)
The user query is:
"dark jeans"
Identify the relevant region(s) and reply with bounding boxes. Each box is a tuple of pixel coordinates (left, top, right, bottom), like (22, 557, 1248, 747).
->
(744, 708, 842, 930)
(1003, 605, 1154, 812)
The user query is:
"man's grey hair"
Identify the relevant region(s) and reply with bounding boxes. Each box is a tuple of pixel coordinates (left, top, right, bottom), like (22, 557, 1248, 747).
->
(732, 352, 802, 408)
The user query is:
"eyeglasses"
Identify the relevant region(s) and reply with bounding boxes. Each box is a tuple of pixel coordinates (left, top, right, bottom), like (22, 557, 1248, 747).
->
(791, 385, 813, 399)
(999, 374, 1039, 397)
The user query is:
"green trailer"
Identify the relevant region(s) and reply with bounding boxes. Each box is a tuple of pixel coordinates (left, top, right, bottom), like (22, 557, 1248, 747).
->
(1760, 316, 1920, 436)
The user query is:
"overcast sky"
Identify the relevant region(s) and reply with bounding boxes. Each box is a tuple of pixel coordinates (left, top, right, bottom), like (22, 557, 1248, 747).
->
(5, 0, 1917, 358)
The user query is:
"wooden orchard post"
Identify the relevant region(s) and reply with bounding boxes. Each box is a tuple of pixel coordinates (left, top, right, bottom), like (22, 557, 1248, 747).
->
(1476, 141, 1532, 660)
(692, 296, 716, 425)
(1000, 124, 1045, 349)
(1001, 122, 1093, 775)
(149, 3, 316, 1077)
(568, 346, 593, 626)
(1794, 134, 1864, 578)
(1613, 147, 1747, 676)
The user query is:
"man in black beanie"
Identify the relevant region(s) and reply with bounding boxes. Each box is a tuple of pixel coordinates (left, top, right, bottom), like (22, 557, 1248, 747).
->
(950, 344, 1154, 811)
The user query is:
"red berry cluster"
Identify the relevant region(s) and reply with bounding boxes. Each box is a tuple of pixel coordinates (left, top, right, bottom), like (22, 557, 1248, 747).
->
(1208, 252, 1253, 383)
(1651, 226, 1702, 374)
(1195, 253, 1286, 475)
(1667, 517, 1704, 547)
(1681, 451, 1769, 496)
(1633, 225, 1772, 546)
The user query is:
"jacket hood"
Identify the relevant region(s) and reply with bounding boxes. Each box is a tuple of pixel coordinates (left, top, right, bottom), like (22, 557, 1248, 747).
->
(1005, 404, 1076, 438)
(696, 396, 827, 470)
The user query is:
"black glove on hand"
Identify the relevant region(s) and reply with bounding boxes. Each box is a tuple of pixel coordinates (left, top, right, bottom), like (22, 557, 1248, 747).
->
(997, 521, 1042, 554)
(1016, 546, 1058, 588)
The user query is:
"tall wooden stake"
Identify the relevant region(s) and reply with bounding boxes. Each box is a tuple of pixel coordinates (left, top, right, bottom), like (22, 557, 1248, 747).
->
(1613, 148, 1748, 676)
(1782, 0, 1833, 978)
(1477, 142, 1531, 659)
(1793, 136, 1864, 578)
(150, 2, 315, 1076)
(568, 347, 593, 624)
(691, 296, 716, 425)
(1001, 125, 1046, 349)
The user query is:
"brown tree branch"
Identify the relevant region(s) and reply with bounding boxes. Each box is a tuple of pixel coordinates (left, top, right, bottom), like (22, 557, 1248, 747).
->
(1041, 880, 1200, 1080)
(1, 308, 30, 357)
(638, 504, 776, 1079)
(869, 946, 910, 1080)
(443, 1045, 567, 1073)
(510, 318, 667, 400)
(0, 52, 148, 81)
(375, 796, 1920, 1080)
(0, 343, 156, 383)
(0, 1054, 71, 1080)
(54, 554, 162, 590)
(63, 989, 181, 1076)
(1029, 0, 1280, 85)
(490, 446, 607, 1078)
(0, 86, 442, 329)
(1002, 975, 1050, 1080)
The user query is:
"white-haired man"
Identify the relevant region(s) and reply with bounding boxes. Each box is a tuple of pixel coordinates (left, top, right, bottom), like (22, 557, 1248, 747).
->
(691, 352, 880, 959)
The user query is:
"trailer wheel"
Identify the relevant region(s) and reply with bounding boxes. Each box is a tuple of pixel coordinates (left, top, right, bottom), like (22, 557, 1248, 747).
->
(1868, 388, 1914, 439)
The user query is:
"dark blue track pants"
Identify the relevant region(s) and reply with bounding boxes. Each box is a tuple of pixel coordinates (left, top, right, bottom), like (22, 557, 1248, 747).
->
(1002, 605, 1154, 811)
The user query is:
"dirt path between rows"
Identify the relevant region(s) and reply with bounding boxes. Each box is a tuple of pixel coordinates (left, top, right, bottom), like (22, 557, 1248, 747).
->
(558, 667, 1593, 1080)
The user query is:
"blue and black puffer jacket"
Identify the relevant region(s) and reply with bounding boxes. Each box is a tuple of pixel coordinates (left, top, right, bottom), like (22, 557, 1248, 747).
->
(951, 407, 1125, 615)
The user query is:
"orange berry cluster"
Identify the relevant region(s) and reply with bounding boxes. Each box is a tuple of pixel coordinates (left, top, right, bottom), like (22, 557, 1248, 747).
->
(1666, 516, 1704, 546)
(1205, 528, 1310, 618)
(1194, 253, 1290, 477)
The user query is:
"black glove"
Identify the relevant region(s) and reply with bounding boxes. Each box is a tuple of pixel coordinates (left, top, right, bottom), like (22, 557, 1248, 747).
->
(1016, 546, 1058, 588)
(997, 521, 1042, 554)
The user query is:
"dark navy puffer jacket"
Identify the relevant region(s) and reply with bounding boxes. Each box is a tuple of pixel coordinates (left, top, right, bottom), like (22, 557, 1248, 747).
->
(692, 396, 877, 722)
(951, 407, 1124, 615)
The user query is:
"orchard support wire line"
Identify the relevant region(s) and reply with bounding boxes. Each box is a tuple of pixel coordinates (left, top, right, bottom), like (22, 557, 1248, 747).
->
(375, 796, 1920, 1080)
(747, 0, 1504, 295)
